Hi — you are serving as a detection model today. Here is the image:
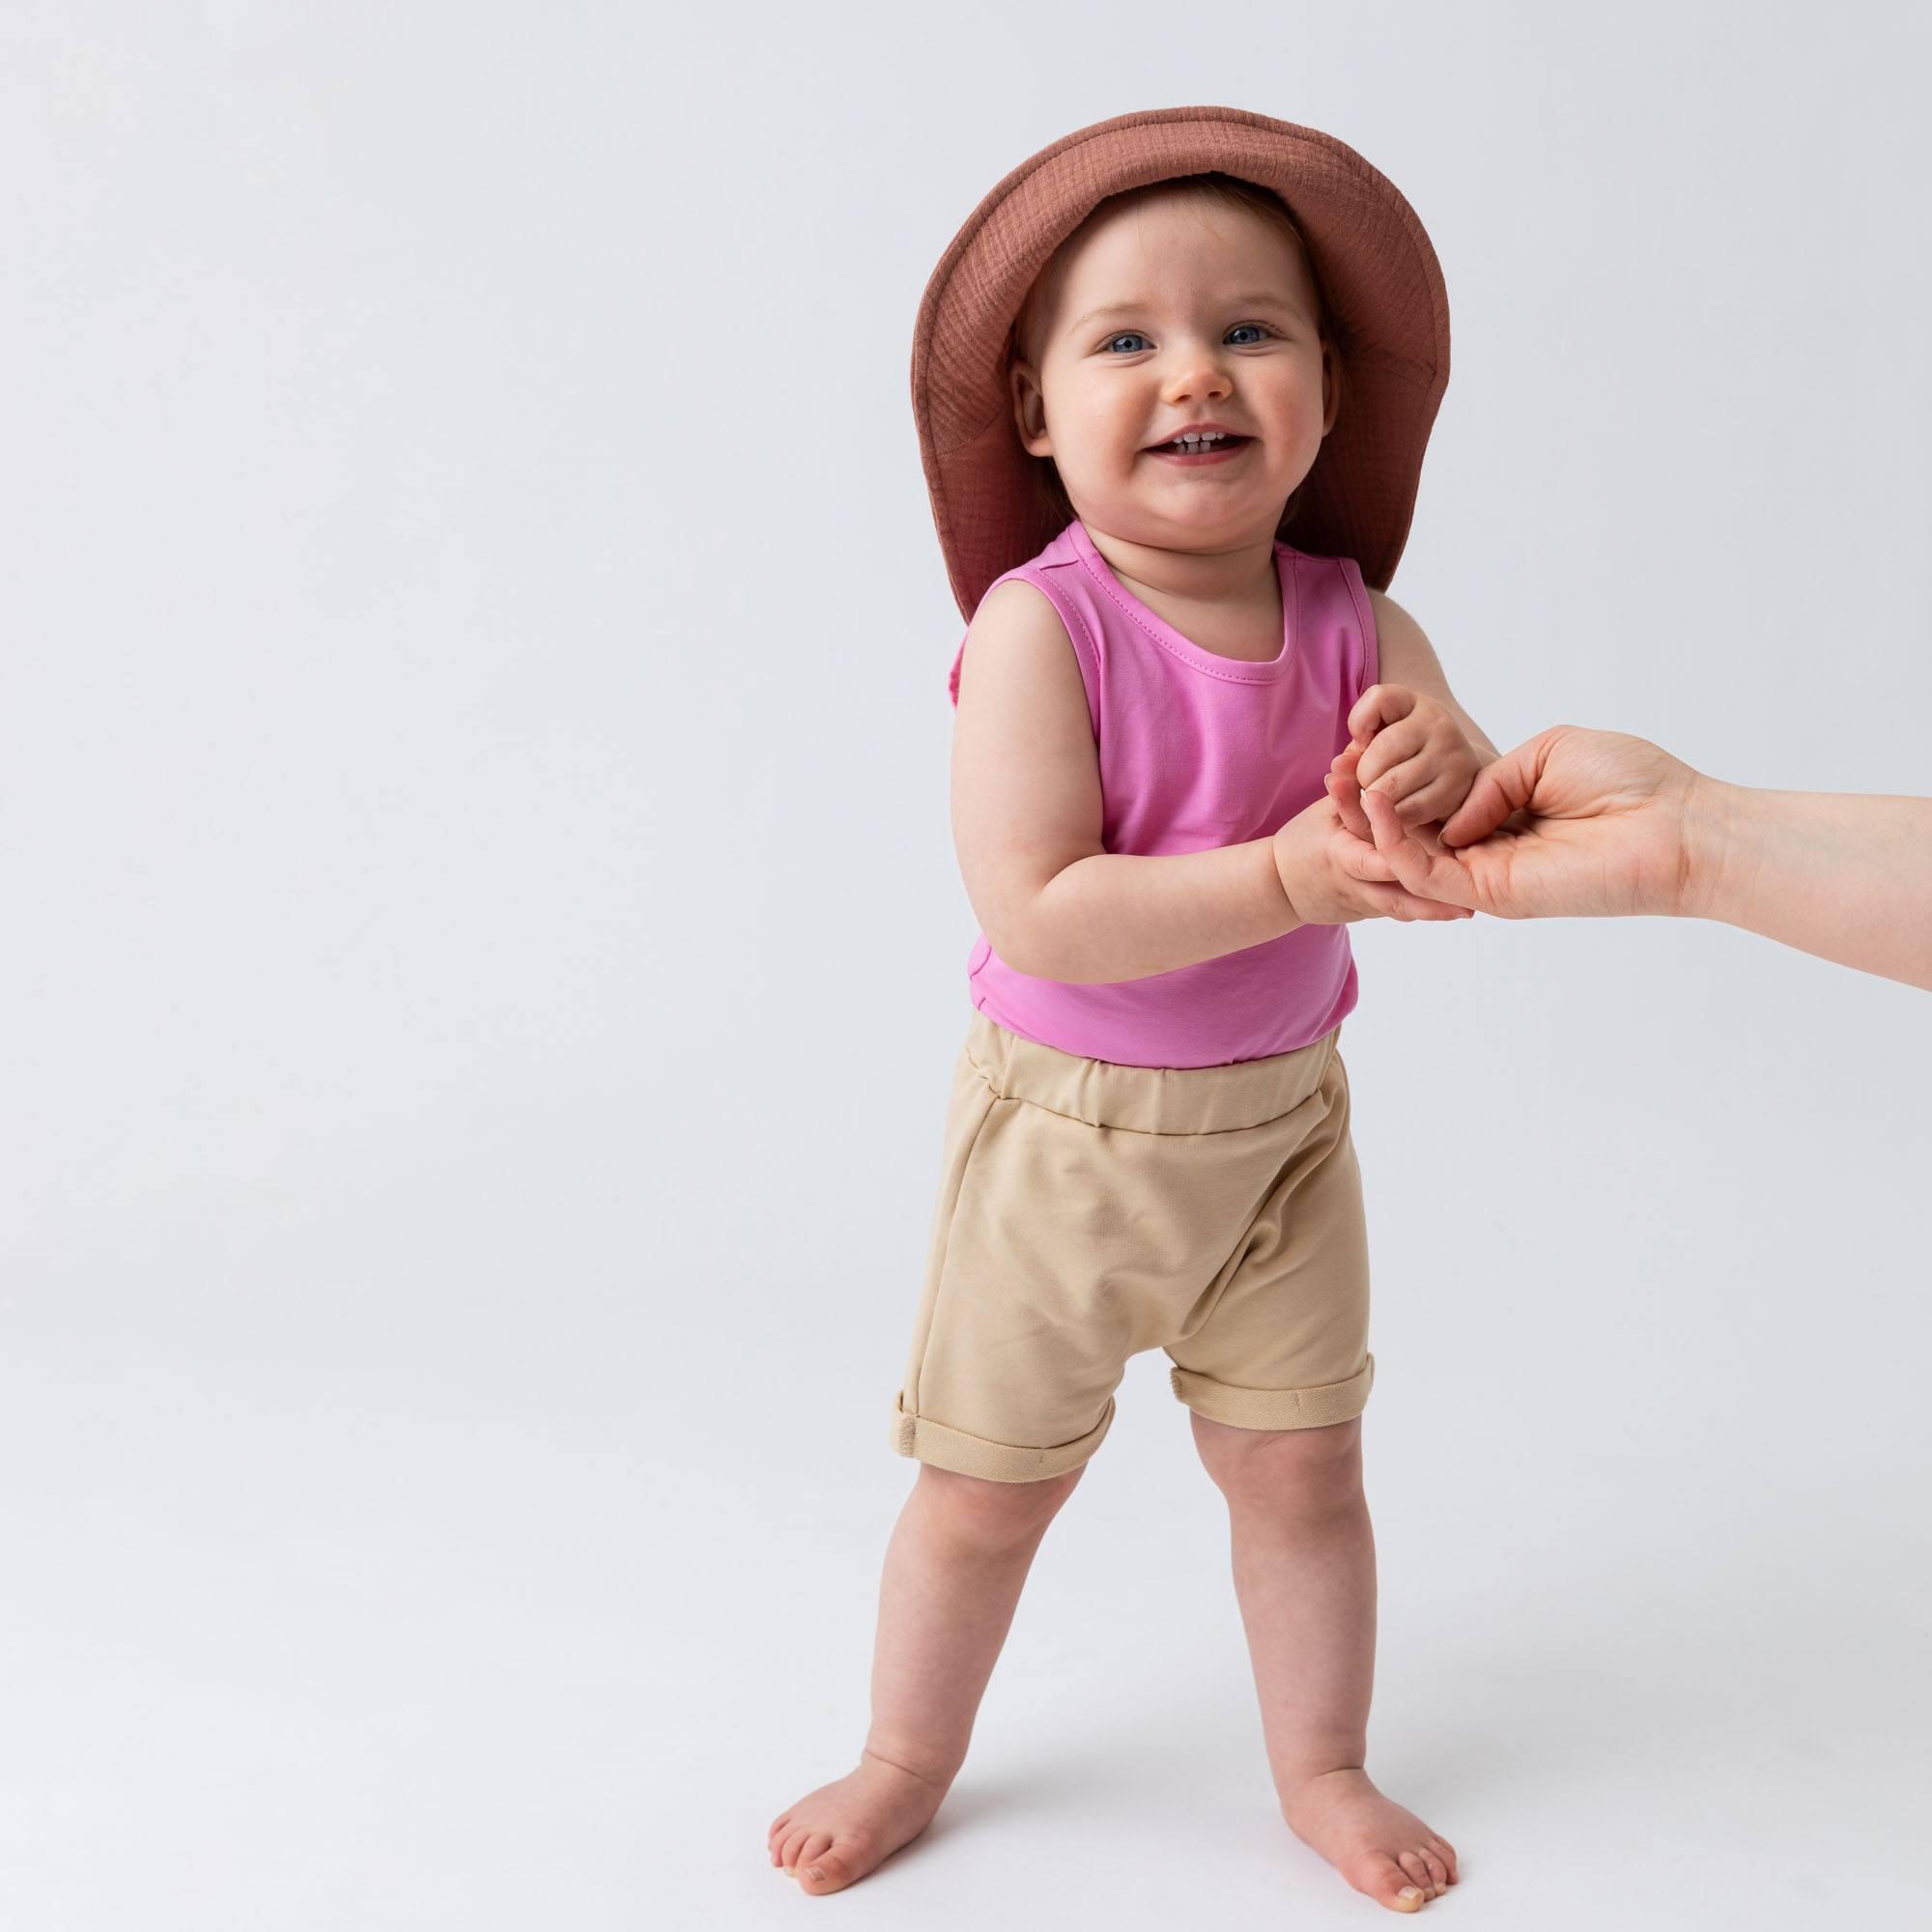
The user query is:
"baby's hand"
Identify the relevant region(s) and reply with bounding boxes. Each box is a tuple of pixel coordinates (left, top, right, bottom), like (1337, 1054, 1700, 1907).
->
(1270, 791, 1472, 926)
(1326, 684, 1483, 840)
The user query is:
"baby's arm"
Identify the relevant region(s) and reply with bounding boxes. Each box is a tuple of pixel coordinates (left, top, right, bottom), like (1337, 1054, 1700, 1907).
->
(1327, 590, 1500, 838)
(952, 582, 1462, 986)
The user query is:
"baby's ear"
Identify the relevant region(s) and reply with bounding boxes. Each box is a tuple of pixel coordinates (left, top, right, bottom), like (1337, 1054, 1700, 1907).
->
(1319, 338, 1343, 439)
(1008, 357, 1049, 454)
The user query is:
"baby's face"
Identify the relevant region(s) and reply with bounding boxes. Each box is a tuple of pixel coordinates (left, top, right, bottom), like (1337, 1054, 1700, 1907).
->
(1009, 195, 1337, 551)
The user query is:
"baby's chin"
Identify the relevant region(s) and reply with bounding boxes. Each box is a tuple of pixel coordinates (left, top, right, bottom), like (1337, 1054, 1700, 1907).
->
(1076, 483, 1301, 541)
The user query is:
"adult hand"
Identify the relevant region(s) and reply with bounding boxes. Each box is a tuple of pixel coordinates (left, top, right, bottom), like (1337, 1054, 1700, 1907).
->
(1356, 724, 1932, 991)
(1354, 725, 1702, 921)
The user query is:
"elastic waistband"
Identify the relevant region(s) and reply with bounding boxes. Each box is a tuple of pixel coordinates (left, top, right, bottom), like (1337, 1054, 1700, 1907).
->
(963, 1009, 1338, 1136)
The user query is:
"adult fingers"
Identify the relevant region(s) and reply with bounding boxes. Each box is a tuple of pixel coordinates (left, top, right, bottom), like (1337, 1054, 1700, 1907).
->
(1342, 818, 1467, 920)
(1335, 827, 1402, 884)
(1325, 768, 1373, 839)
(1398, 890, 1473, 922)
(1361, 788, 1479, 909)
(1356, 879, 1472, 923)
(1437, 735, 1545, 845)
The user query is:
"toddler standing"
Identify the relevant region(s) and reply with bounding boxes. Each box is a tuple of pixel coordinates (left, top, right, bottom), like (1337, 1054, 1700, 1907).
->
(771, 106, 1497, 1914)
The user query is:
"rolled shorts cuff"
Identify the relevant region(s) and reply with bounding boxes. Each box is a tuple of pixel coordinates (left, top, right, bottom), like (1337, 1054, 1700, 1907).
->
(1168, 1352, 1375, 1431)
(889, 1392, 1116, 1483)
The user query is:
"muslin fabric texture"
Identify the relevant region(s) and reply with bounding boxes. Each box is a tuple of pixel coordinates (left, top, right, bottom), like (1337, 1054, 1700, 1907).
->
(912, 104, 1450, 624)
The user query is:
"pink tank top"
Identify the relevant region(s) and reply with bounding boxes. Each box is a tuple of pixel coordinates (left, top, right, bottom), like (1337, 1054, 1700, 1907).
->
(947, 516, 1379, 1068)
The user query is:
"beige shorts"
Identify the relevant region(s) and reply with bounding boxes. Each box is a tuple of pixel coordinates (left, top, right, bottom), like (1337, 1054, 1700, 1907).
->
(890, 1009, 1376, 1483)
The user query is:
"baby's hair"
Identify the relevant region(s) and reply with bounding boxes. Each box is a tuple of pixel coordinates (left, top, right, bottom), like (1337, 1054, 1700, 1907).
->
(1006, 171, 1351, 541)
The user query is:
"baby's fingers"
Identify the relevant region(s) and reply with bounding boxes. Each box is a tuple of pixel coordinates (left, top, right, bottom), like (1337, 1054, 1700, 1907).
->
(1391, 771, 1471, 825)
(1346, 682, 1418, 745)
(1363, 748, 1435, 808)
(1354, 719, 1428, 790)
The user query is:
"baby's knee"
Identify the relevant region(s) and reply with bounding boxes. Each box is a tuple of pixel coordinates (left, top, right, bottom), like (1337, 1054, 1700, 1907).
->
(917, 1459, 1084, 1543)
(1191, 1411, 1363, 1512)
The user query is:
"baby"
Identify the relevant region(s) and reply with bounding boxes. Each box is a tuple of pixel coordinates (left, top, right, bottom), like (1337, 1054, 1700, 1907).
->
(771, 109, 1490, 1913)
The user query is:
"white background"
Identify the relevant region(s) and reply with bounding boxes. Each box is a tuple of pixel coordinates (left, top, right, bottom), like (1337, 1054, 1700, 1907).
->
(2, 4, 1928, 1927)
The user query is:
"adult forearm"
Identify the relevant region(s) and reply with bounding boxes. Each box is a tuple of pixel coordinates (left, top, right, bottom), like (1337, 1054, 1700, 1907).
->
(1009, 838, 1303, 983)
(1687, 781, 1932, 992)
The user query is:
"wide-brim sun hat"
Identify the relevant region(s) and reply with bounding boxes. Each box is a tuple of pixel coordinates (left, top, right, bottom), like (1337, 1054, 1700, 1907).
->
(911, 105, 1451, 626)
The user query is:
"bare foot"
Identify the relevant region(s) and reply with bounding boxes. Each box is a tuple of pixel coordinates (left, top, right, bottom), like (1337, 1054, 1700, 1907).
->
(1280, 1767, 1461, 1912)
(767, 1747, 952, 1895)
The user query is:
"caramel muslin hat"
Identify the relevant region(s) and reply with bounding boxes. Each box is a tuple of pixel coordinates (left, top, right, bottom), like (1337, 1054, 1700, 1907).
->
(911, 105, 1451, 625)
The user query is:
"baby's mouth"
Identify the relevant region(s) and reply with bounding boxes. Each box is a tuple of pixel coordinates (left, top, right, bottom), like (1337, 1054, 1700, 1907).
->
(1146, 434, 1254, 454)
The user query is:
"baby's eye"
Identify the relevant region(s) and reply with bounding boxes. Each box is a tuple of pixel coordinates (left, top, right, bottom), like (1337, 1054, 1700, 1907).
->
(1102, 324, 1277, 354)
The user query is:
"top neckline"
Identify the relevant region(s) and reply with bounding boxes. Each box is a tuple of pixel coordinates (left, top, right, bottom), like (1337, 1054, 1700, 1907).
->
(1065, 517, 1295, 681)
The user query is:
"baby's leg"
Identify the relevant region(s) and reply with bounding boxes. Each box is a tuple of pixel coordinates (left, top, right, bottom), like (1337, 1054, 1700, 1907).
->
(1191, 1411, 1460, 1914)
(768, 1457, 1084, 1895)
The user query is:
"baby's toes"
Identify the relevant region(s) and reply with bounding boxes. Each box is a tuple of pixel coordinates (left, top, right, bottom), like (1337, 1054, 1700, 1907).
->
(1397, 1849, 1440, 1897)
(767, 1812, 791, 1849)
(789, 1832, 835, 1879)
(797, 1842, 864, 1894)
(1354, 1851, 1429, 1912)
(779, 1826, 813, 1872)
(1418, 1845, 1451, 1891)
(1427, 1835, 1459, 1883)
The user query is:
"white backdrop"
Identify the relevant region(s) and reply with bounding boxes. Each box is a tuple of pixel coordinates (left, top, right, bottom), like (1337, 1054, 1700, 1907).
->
(2, 4, 1927, 1928)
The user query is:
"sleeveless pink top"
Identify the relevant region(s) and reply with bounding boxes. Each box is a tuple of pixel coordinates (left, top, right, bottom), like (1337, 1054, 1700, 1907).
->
(947, 516, 1379, 1069)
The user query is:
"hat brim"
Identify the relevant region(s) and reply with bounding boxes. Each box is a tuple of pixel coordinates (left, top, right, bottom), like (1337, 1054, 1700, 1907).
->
(911, 105, 1450, 624)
